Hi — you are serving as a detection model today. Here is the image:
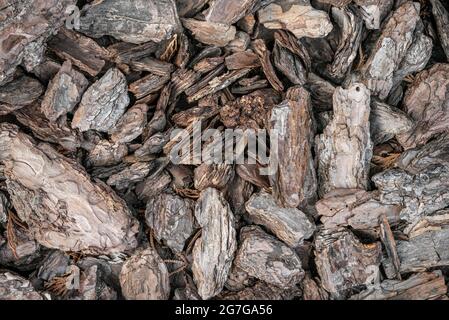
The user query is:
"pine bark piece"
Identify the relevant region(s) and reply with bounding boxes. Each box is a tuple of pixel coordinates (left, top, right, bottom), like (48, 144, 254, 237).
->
(273, 30, 311, 86)
(379, 215, 401, 280)
(120, 248, 170, 300)
(225, 51, 260, 70)
(41, 61, 89, 122)
(79, 0, 182, 44)
(220, 281, 301, 300)
(194, 57, 225, 74)
(0, 0, 76, 85)
(106, 162, 152, 190)
(136, 170, 172, 201)
(194, 164, 234, 191)
(354, 0, 394, 30)
(145, 192, 195, 253)
(192, 188, 237, 300)
(236, 164, 270, 190)
(317, 0, 352, 6)
(72, 68, 130, 132)
(406, 209, 449, 238)
(14, 103, 81, 152)
(234, 225, 305, 288)
(0, 124, 138, 254)
(350, 271, 447, 300)
(253, 39, 284, 92)
(129, 57, 174, 76)
(257, 2, 333, 39)
(316, 189, 401, 231)
(431, 0, 449, 60)
(86, 140, 128, 168)
(327, 7, 363, 81)
(360, 2, 420, 99)
(129, 74, 170, 100)
(245, 191, 315, 247)
(205, 0, 259, 25)
(316, 83, 372, 196)
(110, 104, 148, 144)
(396, 228, 449, 273)
(176, 0, 209, 17)
(48, 28, 110, 77)
(0, 272, 44, 300)
(306, 73, 336, 112)
(370, 100, 414, 145)
(0, 75, 43, 115)
(315, 227, 382, 299)
(187, 68, 251, 103)
(182, 19, 236, 47)
(302, 274, 329, 300)
(270, 87, 317, 208)
(397, 64, 449, 149)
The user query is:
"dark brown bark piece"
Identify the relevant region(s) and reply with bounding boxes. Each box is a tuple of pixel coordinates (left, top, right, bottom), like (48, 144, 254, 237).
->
(194, 164, 234, 191)
(120, 248, 170, 300)
(41, 60, 89, 122)
(129, 57, 174, 76)
(0, 75, 43, 115)
(225, 51, 260, 70)
(234, 225, 305, 289)
(110, 104, 148, 144)
(129, 74, 170, 100)
(79, 0, 182, 44)
(107, 162, 153, 190)
(182, 19, 236, 47)
(253, 39, 284, 92)
(431, 0, 449, 60)
(205, 0, 259, 25)
(0, 272, 44, 300)
(0, 124, 138, 254)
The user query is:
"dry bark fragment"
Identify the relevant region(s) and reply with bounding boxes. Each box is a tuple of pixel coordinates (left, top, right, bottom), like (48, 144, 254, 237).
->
(253, 39, 284, 92)
(145, 192, 195, 253)
(129, 74, 170, 100)
(245, 191, 315, 247)
(41, 60, 89, 122)
(350, 271, 447, 300)
(136, 170, 172, 201)
(220, 281, 301, 300)
(316, 189, 401, 231)
(72, 68, 129, 132)
(0, 124, 138, 254)
(0, 74, 43, 115)
(379, 215, 401, 280)
(0, 0, 76, 85)
(316, 83, 372, 196)
(397, 64, 449, 149)
(430, 0, 449, 60)
(314, 227, 382, 299)
(129, 57, 174, 76)
(317, 0, 352, 6)
(106, 162, 152, 190)
(194, 57, 225, 74)
(194, 164, 234, 191)
(182, 19, 236, 47)
(79, 0, 182, 44)
(270, 86, 317, 207)
(86, 140, 128, 168)
(353, 0, 394, 30)
(234, 225, 305, 289)
(360, 2, 420, 99)
(225, 51, 260, 70)
(110, 104, 148, 144)
(257, 1, 333, 39)
(302, 274, 329, 300)
(236, 164, 270, 190)
(176, 0, 209, 17)
(0, 272, 44, 300)
(306, 73, 336, 112)
(120, 248, 170, 300)
(205, 0, 259, 25)
(192, 188, 237, 300)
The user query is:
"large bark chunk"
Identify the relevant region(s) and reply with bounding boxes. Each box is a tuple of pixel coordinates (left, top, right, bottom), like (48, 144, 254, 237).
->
(205, 0, 259, 25)
(0, 272, 44, 300)
(72, 68, 129, 132)
(110, 104, 148, 144)
(234, 225, 305, 288)
(360, 2, 420, 99)
(79, 0, 182, 44)
(269, 86, 317, 207)
(316, 83, 372, 196)
(315, 228, 382, 299)
(0, 75, 43, 115)
(120, 248, 170, 300)
(192, 188, 237, 300)
(0, 124, 138, 254)
(431, 0, 449, 60)
(182, 19, 236, 47)
(245, 191, 315, 247)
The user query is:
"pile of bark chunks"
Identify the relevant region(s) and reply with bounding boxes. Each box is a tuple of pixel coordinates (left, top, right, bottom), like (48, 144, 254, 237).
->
(1, 0, 449, 300)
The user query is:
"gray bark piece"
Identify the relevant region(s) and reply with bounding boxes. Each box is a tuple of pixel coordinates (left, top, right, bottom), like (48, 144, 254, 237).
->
(315, 227, 382, 299)
(145, 192, 195, 253)
(192, 188, 237, 300)
(107, 162, 153, 190)
(0, 272, 44, 300)
(234, 225, 305, 289)
(79, 0, 182, 44)
(353, 0, 394, 30)
(0, 124, 138, 255)
(110, 104, 148, 144)
(41, 60, 89, 122)
(360, 2, 420, 99)
(120, 248, 170, 300)
(430, 0, 449, 60)
(72, 68, 130, 132)
(316, 83, 372, 196)
(245, 191, 315, 247)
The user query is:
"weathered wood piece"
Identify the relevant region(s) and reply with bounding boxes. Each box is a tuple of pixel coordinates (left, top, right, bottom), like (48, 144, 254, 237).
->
(107, 162, 152, 190)
(431, 0, 449, 60)
(315, 227, 382, 299)
(360, 2, 420, 99)
(192, 188, 237, 300)
(353, 0, 394, 30)
(245, 191, 315, 247)
(316, 83, 372, 196)
(0, 75, 43, 115)
(257, 1, 333, 39)
(120, 248, 170, 300)
(0, 272, 44, 300)
(41, 61, 89, 122)
(234, 225, 305, 288)
(0, 124, 138, 254)
(204, 0, 259, 25)
(72, 68, 129, 132)
(86, 140, 128, 168)
(79, 0, 182, 44)
(182, 19, 236, 47)
(253, 39, 284, 92)
(110, 104, 148, 144)
(145, 192, 195, 252)
(269, 86, 317, 207)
